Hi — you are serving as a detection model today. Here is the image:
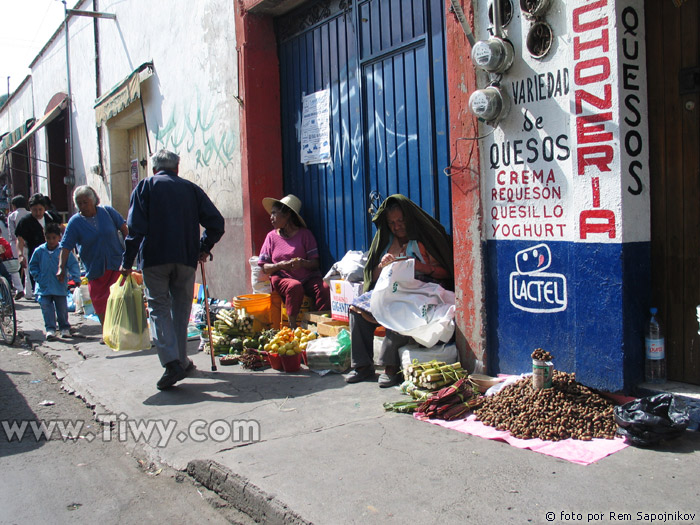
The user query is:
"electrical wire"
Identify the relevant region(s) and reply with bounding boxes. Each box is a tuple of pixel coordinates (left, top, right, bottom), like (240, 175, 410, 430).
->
(443, 128, 496, 177)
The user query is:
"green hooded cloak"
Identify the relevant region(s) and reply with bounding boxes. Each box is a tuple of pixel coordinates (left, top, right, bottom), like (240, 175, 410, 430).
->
(362, 194, 454, 292)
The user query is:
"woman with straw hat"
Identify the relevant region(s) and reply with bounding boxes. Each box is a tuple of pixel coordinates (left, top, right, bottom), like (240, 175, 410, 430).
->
(258, 194, 330, 329)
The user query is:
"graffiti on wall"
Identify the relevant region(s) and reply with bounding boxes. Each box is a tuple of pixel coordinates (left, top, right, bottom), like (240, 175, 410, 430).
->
(154, 89, 238, 207)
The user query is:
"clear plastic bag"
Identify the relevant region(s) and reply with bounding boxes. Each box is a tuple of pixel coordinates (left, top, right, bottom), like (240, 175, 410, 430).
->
(305, 329, 351, 373)
(103, 274, 151, 351)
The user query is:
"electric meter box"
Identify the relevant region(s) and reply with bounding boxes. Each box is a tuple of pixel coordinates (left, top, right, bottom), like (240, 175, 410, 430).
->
(469, 86, 509, 126)
(471, 37, 514, 74)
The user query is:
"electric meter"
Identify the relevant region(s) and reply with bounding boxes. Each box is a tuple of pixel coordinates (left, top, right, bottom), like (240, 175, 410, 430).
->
(520, 0, 552, 19)
(471, 37, 514, 74)
(469, 86, 509, 126)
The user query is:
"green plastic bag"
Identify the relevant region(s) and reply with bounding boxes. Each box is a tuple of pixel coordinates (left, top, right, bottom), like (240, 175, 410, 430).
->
(329, 329, 351, 369)
(103, 274, 151, 351)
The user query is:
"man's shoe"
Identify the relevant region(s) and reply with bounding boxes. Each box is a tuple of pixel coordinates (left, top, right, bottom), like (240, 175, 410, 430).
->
(378, 372, 403, 388)
(45, 331, 57, 341)
(344, 366, 375, 384)
(60, 329, 72, 338)
(14, 291, 24, 300)
(157, 361, 187, 390)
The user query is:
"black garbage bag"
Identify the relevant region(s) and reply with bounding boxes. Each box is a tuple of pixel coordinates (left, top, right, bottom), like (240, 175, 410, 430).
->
(614, 393, 690, 447)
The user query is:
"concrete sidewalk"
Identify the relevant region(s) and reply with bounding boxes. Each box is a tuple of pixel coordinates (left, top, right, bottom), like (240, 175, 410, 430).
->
(12, 299, 700, 524)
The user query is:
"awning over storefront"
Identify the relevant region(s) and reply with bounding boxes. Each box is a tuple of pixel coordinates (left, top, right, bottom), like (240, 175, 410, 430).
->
(0, 93, 69, 156)
(17, 97, 68, 148)
(94, 61, 153, 126)
(0, 119, 35, 154)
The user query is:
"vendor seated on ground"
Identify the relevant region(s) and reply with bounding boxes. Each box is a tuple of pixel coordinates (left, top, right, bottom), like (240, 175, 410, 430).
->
(258, 194, 330, 329)
(344, 194, 454, 388)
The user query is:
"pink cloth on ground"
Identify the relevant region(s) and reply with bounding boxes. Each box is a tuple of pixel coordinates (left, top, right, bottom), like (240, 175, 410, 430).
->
(413, 380, 633, 465)
(414, 414, 628, 465)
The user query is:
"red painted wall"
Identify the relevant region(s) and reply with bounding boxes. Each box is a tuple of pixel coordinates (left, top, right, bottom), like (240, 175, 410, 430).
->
(235, 2, 284, 285)
(444, 0, 486, 370)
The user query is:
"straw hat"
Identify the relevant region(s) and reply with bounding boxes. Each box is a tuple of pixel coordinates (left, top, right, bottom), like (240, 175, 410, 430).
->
(262, 194, 306, 228)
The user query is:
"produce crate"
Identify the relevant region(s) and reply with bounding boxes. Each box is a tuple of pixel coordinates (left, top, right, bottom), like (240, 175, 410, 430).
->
(301, 310, 332, 324)
(300, 321, 317, 331)
(316, 320, 349, 337)
(281, 295, 312, 322)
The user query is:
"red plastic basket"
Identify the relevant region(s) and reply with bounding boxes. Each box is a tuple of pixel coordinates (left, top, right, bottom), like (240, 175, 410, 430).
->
(267, 353, 284, 371)
(281, 353, 302, 373)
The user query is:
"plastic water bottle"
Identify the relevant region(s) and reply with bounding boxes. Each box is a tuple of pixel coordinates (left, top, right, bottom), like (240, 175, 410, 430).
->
(645, 307, 666, 383)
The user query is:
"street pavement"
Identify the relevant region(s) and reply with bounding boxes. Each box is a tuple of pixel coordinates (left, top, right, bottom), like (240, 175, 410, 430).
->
(10, 298, 700, 525)
(0, 332, 250, 525)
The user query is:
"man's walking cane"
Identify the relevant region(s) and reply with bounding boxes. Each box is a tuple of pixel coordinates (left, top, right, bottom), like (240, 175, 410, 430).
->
(200, 260, 217, 372)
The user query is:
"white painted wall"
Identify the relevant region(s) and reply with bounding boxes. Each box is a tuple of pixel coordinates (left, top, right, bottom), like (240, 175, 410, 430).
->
(476, 0, 649, 245)
(0, 78, 34, 137)
(14, 0, 244, 298)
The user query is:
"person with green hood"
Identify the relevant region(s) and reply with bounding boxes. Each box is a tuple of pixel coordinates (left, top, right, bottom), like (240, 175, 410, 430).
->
(344, 194, 454, 387)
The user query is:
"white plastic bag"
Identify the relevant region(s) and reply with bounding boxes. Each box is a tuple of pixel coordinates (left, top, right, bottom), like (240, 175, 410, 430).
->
(72, 287, 84, 314)
(249, 256, 272, 293)
(323, 250, 367, 283)
(370, 258, 455, 347)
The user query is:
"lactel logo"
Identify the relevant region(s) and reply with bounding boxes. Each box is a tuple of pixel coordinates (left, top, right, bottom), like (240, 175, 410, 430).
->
(509, 244, 567, 313)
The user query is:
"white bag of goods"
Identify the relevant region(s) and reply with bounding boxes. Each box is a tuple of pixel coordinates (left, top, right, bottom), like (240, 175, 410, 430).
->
(370, 258, 455, 347)
(323, 250, 368, 283)
(249, 256, 272, 293)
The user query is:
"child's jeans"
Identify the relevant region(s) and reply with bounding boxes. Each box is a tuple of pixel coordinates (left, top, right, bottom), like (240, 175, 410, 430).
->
(40, 295, 70, 332)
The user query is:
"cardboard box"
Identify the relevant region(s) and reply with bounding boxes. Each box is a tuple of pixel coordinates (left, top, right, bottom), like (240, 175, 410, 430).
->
(330, 280, 363, 322)
(316, 319, 349, 337)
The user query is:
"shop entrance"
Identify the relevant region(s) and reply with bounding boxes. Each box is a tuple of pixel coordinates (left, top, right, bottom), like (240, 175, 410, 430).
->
(105, 104, 149, 218)
(45, 112, 70, 218)
(646, 0, 700, 384)
(276, 0, 451, 270)
(128, 124, 148, 190)
(8, 142, 32, 199)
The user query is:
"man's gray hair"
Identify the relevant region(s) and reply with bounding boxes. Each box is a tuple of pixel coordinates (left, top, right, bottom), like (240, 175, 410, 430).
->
(152, 149, 180, 171)
(73, 185, 100, 206)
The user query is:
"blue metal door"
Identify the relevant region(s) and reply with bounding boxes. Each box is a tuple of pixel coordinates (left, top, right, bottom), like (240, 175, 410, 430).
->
(278, 0, 450, 271)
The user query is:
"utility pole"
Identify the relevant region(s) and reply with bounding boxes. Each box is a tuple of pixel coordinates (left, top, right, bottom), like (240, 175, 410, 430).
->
(62, 1, 117, 184)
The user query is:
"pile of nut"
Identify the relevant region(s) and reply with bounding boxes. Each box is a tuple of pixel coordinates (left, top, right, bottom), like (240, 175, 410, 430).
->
(531, 347, 552, 361)
(473, 370, 617, 441)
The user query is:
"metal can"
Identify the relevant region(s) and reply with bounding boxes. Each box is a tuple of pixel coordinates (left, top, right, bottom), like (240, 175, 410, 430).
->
(532, 359, 553, 390)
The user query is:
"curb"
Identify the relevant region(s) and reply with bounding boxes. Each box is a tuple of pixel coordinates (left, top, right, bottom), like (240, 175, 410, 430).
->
(23, 327, 313, 524)
(187, 459, 313, 525)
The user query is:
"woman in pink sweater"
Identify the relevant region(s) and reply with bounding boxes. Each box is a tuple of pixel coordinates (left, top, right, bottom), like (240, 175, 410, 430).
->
(258, 195, 330, 328)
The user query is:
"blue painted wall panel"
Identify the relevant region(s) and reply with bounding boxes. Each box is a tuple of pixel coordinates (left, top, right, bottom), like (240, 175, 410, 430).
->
(486, 240, 649, 392)
(278, 0, 451, 272)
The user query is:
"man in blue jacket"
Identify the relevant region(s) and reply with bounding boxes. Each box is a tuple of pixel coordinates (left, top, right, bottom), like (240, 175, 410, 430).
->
(120, 149, 225, 390)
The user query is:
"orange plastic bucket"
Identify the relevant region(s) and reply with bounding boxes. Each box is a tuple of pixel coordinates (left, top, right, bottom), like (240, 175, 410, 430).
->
(234, 294, 270, 314)
(234, 294, 271, 326)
